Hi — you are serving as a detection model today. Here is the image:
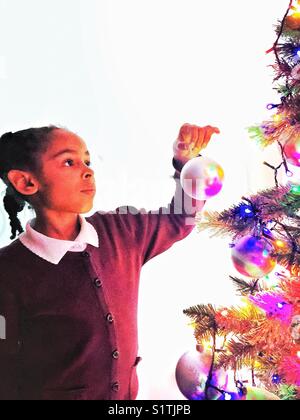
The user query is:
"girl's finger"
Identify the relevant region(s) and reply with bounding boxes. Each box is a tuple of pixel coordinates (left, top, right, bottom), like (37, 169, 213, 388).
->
(211, 126, 220, 135)
(195, 127, 205, 150)
(192, 125, 199, 143)
(206, 125, 220, 135)
(179, 123, 192, 143)
(202, 132, 213, 149)
(202, 126, 220, 147)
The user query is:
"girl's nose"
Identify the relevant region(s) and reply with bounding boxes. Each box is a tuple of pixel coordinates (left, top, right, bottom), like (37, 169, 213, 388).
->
(83, 166, 95, 178)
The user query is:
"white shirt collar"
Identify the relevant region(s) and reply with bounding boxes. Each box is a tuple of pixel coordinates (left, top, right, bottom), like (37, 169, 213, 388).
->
(18, 214, 99, 265)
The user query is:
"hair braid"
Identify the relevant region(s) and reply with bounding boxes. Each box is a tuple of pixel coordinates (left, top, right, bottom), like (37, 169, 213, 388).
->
(0, 125, 59, 240)
(3, 187, 26, 240)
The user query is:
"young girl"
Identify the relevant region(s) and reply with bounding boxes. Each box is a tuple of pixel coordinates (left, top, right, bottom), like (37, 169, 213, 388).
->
(0, 123, 219, 400)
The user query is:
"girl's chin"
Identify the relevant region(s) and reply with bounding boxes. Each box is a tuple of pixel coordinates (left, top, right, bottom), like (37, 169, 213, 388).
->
(79, 200, 94, 213)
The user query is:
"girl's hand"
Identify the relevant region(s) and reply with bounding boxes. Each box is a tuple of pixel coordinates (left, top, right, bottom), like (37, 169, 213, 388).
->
(173, 123, 220, 169)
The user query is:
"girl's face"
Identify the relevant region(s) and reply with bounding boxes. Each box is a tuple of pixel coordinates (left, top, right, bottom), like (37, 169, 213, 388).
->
(36, 129, 96, 214)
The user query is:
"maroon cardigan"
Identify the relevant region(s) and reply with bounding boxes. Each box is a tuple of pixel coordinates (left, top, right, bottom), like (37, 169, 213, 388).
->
(0, 198, 195, 400)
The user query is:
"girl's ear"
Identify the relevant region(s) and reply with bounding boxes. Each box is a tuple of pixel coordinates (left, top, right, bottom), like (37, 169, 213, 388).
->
(7, 169, 39, 197)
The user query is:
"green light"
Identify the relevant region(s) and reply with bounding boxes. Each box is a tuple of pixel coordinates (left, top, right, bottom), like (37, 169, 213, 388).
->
(291, 184, 300, 195)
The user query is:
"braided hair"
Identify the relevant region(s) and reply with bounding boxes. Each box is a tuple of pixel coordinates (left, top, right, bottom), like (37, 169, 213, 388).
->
(0, 126, 59, 240)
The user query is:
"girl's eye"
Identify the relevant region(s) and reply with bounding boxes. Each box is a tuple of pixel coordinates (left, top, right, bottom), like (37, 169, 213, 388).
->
(64, 159, 74, 167)
(63, 159, 92, 167)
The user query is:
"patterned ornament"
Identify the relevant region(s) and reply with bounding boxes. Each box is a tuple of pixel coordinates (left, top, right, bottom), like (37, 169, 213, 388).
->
(180, 156, 224, 200)
(291, 315, 300, 344)
(175, 347, 228, 400)
(284, 132, 300, 167)
(231, 235, 276, 278)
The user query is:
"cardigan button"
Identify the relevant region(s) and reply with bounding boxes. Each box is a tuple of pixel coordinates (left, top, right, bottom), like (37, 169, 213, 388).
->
(106, 313, 114, 323)
(112, 350, 119, 359)
(94, 278, 102, 288)
(111, 382, 120, 392)
(82, 251, 90, 258)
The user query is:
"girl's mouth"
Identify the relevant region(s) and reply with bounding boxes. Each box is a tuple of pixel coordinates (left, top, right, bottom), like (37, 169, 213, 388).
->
(81, 189, 96, 195)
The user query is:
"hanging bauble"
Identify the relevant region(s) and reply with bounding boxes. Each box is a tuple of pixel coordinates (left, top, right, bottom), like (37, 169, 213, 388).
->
(291, 315, 300, 344)
(180, 156, 224, 201)
(175, 347, 228, 400)
(231, 235, 276, 278)
(284, 133, 300, 167)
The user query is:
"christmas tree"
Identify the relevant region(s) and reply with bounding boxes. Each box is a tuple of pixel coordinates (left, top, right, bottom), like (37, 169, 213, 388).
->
(176, 1, 300, 401)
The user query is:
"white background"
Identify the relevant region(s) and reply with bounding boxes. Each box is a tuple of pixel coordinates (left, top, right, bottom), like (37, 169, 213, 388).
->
(0, 0, 291, 399)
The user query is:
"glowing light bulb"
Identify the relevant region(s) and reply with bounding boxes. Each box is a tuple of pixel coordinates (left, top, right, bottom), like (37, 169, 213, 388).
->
(272, 374, 281, 384)
(273, 114, 282, 123)
(188, 321, 197, 330)
(291, 185, 300, 195)
(224, 393, 232, 401)
(291, 1, 300, 15)
(202, 340, 212, 352)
